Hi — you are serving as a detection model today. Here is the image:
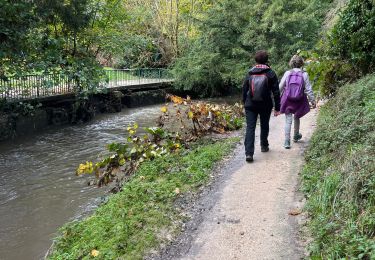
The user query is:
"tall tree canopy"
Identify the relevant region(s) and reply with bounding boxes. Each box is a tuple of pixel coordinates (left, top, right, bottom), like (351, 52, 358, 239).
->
(172, 0, 333, 96)
(2, 0, 342, 96)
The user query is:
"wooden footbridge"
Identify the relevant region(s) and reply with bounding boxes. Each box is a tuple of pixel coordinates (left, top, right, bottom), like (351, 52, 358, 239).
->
(0, 69, 174, 102)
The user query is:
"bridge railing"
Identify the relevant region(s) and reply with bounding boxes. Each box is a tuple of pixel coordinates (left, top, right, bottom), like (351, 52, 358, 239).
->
(0, 68, 172, 101)
(0, 73, 75, 100)
(104, 68, 173, 88)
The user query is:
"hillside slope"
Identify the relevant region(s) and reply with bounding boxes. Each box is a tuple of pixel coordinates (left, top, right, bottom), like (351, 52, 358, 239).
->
(302, 75, 375, 258)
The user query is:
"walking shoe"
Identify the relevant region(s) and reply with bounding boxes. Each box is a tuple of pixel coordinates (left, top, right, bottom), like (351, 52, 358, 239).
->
(284, 140, 291, 149)
(246, 155, 254, 162)
(293, 133, 302, 142)
(261, 146, 269, 152)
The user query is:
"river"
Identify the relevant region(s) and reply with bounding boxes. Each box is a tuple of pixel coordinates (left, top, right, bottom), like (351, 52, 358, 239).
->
(0, 95, 240, 260)
(0, 105, 164, 260)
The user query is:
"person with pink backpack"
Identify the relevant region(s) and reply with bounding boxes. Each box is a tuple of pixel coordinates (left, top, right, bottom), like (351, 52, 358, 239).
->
(279, 55, 316, 149)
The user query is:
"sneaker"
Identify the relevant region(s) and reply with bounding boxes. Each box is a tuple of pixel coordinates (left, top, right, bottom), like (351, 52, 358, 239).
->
(284, 140, 291, 149)
(261, 146, 269, 152)
(293, 133, 302, 142)
(246, 155, 254, 162)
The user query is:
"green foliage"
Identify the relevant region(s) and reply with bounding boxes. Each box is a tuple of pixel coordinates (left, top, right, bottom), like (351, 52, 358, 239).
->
(301, 74, 375, 258)
(0, 99, 42, 117)
(301, 49, 357, 97)
(0, 1, 35, 73)
(48, 137, 240, 260)
(0, 0, 126, 96)
(302, 0, 375, 96)
(77, 123, 183, 188)
(330, 0, 375, 73)
(172, 0, 333, 96)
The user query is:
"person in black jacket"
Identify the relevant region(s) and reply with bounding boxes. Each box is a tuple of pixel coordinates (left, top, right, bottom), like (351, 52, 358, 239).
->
(242, 50, 281, 162)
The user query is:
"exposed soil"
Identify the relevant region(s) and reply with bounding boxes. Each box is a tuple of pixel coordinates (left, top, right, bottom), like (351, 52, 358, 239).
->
(148, 109, 318, 260)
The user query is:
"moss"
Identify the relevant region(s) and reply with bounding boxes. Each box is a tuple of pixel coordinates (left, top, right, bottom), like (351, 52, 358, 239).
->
(302, 74, 375, 258)
(49, 137, 240, 260)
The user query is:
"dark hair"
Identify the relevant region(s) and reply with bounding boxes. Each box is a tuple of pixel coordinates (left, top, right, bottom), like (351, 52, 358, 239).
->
(254, 50, 269, 64)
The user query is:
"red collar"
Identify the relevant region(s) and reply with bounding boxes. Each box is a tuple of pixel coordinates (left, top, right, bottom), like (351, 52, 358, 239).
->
(254, 64, 270, 69)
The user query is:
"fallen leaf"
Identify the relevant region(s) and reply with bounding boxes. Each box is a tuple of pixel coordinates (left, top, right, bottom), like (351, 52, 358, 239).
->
(188, 111, 194, 119)
(288, 208, 302, 216)
(175, 188, 180, 194)
(91, 249, 99, 257)
(161, 106, 168, 113)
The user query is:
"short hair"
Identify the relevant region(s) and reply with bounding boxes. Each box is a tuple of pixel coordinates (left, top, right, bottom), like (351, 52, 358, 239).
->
(254, 50, 269, 64)
(289, 55, 304, 68)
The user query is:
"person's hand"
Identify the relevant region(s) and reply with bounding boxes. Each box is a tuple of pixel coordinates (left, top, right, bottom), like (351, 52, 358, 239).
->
(274, 111, 281, 117)
(310, 101, 317, 109)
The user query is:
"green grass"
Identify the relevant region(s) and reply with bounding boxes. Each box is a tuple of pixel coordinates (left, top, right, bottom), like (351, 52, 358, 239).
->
(48, 137, 240, 260)
(302, 74, 375, 259)
(104, 69, 138, 82)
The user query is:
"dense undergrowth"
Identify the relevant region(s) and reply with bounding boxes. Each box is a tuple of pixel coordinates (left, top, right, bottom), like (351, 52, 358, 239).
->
(49, 137, 240, 259)
(302, 74, 375, 258)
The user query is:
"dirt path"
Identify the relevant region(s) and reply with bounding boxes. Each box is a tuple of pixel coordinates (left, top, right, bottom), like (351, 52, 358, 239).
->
(175, 110, 317, 260)
(151, 109, 318, 260)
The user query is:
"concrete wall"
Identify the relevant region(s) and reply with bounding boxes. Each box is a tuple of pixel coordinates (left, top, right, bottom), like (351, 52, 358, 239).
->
(0, 89, 169, 142)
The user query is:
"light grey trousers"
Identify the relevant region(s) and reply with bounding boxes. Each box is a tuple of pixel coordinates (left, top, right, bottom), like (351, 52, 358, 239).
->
(285, 113, 300, 140)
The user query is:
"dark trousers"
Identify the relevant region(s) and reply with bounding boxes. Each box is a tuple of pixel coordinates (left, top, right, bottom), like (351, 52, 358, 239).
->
(244, 108, 272, 155)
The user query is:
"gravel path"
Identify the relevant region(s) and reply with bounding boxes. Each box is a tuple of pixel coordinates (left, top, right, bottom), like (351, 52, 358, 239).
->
(152, 109, 318, 260)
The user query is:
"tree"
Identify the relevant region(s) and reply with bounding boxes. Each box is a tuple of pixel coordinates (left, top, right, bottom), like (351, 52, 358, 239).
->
(172, 0, 333, 96)
(330, 0, 375, 73)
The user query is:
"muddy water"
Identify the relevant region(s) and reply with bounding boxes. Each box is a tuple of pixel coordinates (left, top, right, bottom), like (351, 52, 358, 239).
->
(0, 95, 241, 260)
(0, 105, 163, 260)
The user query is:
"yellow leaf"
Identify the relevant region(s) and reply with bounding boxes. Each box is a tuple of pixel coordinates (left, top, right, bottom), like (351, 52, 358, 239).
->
(169, 95, 184, 104)
(161, 106, 168, 113)
(76, 161, 94, 175)
(119, 158, 126, 166)
(91, 249, 99, 257)
(188, 111, 194, 119)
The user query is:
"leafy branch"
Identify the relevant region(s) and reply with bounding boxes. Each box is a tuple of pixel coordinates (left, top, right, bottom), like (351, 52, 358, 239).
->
(76, 95, 244, 192)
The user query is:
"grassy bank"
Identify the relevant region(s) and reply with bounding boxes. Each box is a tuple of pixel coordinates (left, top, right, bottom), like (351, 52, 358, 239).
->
(49, 137, 240, 260)
(302, 74, 375, 258)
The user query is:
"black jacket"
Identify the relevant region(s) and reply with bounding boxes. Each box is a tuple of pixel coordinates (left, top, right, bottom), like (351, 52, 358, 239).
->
(242, 65, 281, 111)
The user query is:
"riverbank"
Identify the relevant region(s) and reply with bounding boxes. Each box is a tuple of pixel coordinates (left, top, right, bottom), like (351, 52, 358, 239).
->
(0, 104, 165, 260)
(48, 136, 241, 259)
(301, 74, 375, 258)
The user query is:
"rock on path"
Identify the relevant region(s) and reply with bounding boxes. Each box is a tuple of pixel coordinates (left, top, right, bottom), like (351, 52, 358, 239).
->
(179, 110, 317, 260)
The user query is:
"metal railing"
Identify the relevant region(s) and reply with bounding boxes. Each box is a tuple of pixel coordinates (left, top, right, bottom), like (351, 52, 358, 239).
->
(0, 68, 173, 101)
(105, 68, 173, 88)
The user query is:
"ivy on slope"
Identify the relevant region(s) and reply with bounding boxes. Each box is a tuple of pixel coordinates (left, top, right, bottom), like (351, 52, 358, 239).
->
(302, 74, 375, 258)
